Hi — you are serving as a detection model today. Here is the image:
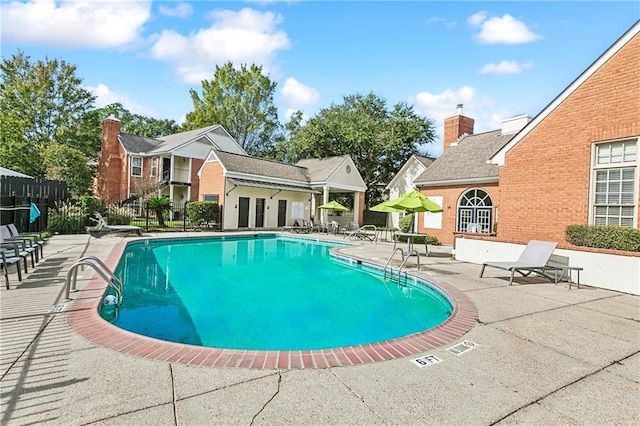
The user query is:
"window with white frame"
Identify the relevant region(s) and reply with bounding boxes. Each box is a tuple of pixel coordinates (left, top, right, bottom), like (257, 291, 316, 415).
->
(151, 157, 157, 177)
(456, 188, 493, 233)
(592, 139, 637, 227)
(131, 156, 142, 177)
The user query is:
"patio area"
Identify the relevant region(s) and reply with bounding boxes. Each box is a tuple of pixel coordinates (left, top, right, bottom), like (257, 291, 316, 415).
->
(1, 232, 638, 425)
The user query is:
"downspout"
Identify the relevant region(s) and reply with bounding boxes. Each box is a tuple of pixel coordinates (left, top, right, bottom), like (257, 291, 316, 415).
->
(126, 154, 131, 200)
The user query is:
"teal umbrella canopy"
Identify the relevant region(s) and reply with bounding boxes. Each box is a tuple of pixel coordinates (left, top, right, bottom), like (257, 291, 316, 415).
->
(386, 190, 443, 213)
(318, 200, 349, 211)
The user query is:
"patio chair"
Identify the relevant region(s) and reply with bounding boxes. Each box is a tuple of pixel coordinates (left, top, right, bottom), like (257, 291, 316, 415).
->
(86, 212, 144, 238)
(0, 225, 37, 268)
(1, 246, 24, 289)
(7, 223, 46, 259)
(479, 240, 558, 286)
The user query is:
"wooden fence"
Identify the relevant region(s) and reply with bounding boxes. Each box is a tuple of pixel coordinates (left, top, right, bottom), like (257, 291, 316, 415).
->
(0, 176, 68, 233)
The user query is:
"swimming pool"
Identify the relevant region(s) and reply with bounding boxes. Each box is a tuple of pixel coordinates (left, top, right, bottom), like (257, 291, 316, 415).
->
(102, 234, 453, 351)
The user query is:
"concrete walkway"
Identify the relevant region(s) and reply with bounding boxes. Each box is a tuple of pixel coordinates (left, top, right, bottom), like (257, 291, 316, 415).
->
(1, 232, 638, 425)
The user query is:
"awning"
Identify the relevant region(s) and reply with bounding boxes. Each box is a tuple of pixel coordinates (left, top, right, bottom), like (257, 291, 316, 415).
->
(228, 178, 321, 194)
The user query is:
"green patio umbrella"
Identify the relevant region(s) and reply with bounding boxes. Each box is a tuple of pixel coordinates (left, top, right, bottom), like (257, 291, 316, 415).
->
(318, 200, 349, 211)
(386, 190, 443, 213)
(370, 200, 407, 213)
(385, 190, 443, 233)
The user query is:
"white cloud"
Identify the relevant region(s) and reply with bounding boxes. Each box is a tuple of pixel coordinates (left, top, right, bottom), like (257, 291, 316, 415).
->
(0, 0, 151, 48)
(88, 83, 156, 117)
(409, 86, 506, 157)
(425, 16, 456, 30)
(150, 7, 290, 84)
(281, 78, 320, 106)
(158, 2, 193, 18)
(471, 13, 540, 45)
(467, 11, 488, 27)
(479, 60, 534, 75)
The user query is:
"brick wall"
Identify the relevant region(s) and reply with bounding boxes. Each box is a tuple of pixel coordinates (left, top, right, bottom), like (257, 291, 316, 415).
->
(190, 159, 204, 201)
(443, 106, 475, 152)
(418, 183, 500, 245)
(199, 160, 226, 206)
(96, 118, 126, 201)
(498, 32, 640, 245)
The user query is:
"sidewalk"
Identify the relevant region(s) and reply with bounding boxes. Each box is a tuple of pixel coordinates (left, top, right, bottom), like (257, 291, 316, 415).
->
(1, 233, 638, 425)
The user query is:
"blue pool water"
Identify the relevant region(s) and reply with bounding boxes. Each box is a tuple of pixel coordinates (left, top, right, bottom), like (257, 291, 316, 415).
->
(104, 235, 452, 350)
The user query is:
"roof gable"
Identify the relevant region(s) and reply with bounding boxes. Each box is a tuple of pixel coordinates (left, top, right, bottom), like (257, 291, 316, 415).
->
(386, 155, 434, 189)
(295, 155, 366, 191)
(490, 21, 640, 166)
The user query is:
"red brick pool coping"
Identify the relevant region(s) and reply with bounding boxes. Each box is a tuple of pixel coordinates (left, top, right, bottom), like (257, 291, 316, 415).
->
(66, 238, 478, 369)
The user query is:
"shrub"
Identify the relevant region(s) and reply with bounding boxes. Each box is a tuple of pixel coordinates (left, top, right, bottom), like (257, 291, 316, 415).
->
(80, 195, 104, 226)
(398, 213, 414, 233)
(106, 205, 134, 225)
(566, 224, 640, 252)
(47, 201, 85, 234)
(186, 201, 219, 225)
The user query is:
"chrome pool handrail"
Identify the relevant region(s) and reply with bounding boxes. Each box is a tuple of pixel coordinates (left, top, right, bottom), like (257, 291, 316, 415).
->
(63, 256, 123, 304)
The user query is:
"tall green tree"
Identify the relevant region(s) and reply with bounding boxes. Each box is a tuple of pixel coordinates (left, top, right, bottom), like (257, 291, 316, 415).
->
(286, 93, 436, 207)
(43, 143, 94, 196)
(182, 62, 280, 157)
(0, 51, 96, 177)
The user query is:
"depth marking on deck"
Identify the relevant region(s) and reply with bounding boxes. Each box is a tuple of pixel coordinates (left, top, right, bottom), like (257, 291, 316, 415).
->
(48, 304, 68, 313)
(411, 354, 442, 368)
(446, 340, 479, 355)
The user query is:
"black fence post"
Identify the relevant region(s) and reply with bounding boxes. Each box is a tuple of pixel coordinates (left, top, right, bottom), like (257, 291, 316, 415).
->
(183, 201, 188, 232)
(145, 203, 149, 232)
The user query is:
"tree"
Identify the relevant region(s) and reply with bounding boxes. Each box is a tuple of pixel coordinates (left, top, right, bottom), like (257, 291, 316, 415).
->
(0, 51, 96, 177)
(43, 143, 94, 197)
(182, 62, 280, 157)
(286, 93, 436, 207)
(147, 196, 171, 227)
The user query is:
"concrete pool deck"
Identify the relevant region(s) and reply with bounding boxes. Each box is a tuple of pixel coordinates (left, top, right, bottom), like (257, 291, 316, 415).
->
(1, 232, 638, 425)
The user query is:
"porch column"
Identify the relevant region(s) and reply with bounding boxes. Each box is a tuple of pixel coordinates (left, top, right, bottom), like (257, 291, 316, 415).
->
(322, 186, 329, 224)
(353, 192, 360, 226)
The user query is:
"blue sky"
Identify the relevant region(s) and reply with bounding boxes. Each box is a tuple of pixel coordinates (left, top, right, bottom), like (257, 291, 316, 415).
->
(2, 1, 638, 157)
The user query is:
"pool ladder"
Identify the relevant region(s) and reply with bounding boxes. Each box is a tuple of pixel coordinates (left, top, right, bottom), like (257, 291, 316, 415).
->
(383, 248, 420, 285)
(63, 256, 123, 306)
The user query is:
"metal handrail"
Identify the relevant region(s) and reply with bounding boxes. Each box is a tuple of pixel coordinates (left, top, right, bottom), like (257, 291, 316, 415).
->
(383, 247, 404, 281)
(63, 256, 123, 303)
(384, 248, 420, 285)
(347, 225, 378, 242)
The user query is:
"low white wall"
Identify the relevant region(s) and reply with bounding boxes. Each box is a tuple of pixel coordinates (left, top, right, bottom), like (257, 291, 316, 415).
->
(455, 238, 640, 295)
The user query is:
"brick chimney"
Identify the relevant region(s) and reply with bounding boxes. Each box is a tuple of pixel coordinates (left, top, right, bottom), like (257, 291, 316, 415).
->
(443, 104, 474, 152)
(96, 115, 124, 200)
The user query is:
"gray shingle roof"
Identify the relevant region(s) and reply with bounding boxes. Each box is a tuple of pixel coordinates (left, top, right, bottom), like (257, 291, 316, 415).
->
(414, 130, 514, 185)
(215, 151, 310, 182)
(295, 155, 349, 182)
(415, 155, 435, 168)
(119, 134, 162, 154)
(119, 125, 246, 156)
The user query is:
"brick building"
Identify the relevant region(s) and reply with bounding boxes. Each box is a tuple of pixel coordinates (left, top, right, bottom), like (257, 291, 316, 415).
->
(415, 21, 639, 248)
(95, 117, 246, 209)
(413, 108, 530, 245)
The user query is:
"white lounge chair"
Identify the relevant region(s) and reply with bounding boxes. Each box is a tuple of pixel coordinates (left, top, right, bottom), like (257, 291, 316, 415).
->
(86, 212, 144, 238)
(479, 240, 558, 286)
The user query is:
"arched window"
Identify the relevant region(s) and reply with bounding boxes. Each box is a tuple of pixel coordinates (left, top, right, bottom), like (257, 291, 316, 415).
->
(457, 189, 493, 233)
